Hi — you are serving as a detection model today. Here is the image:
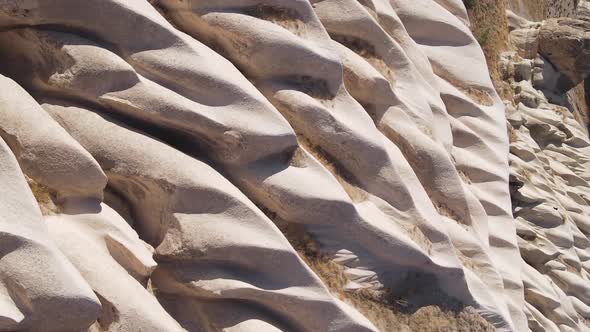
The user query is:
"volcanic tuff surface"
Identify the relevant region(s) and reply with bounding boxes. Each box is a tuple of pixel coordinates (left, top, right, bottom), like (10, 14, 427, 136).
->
(0, 0, 589, 331)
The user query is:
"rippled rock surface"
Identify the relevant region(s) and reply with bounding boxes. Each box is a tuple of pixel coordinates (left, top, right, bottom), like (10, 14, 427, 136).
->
(0, 1, 588, 331)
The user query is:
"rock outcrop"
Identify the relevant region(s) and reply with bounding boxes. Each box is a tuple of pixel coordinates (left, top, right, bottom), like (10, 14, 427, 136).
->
(508, 0, 581, 20)
(578, 0, 590, 21)
(500, 50, 590, 331)
(499, 4, 590, 330)
(507, 6, 590, 94)
(0, 1, 587, 331)
(538, 17, 590, 92)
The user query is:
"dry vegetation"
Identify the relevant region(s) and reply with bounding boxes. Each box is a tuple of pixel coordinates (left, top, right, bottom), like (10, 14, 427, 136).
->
(277, 221, 495, 332)
(464, 0, 510, 84)
(26, 176, 60, 215)
(434, 62, 497, 105)
(295, 137, 369, 203)
(463, 1, 540, 101)
(331, 34, 395, 83)
(243, 4, 304, 35)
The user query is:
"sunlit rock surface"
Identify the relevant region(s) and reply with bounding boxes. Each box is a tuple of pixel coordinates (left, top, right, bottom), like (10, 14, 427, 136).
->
(501, 5, 590, 331)
(0, 1, 588, 331)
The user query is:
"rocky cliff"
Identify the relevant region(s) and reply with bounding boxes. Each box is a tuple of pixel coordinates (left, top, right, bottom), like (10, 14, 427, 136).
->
(507, 0, 581, 20)
(0, 1, 589, 331)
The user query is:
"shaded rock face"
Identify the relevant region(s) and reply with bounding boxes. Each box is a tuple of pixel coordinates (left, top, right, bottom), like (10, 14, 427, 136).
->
(538, 17, 590, 92)
(0, 1, 587, 331)
(547, 0, 582, 18)
(507, 0, 580, 21)
(579, 0, 590, 21)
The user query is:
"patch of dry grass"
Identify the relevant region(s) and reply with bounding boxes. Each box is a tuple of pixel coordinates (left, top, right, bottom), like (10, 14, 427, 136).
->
(458, 86, 495, 106)
(433, 200, 463, 223)
(458, 170, 473, 185)
(465, 0, 510, 84)
(277, 222, 495, 332)
(296, 137, 369, 203)
(331, 34, 395, 83)
(509, 125, 520, 143)
(26, 176, 60, 215)
(243, 4, 304, 35)
(432, 63, 495, 106)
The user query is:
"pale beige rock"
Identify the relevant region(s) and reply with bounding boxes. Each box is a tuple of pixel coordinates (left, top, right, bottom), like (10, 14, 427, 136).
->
(0, 136, 101, 331)
(45, 103, 378, 332)
(153, 1, 521, 329)
(0, 4, 469, 309)
(500, 12, 590, 329)
(0, 75, 106, 201)
(506, 11, 542, 59)
(46, 202, 186, 332)
(0, 0, 589, 331)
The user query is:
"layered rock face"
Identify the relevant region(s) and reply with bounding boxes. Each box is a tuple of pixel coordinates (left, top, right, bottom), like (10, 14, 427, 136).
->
(501, 51, 590, 331)
(0, 1, 587, 331)
(507, 0, 581, 20)
(507, 2, 590, 128)
(501, 3, 590, 331)
(538, 17, 590, 92)
(547, 0, 582, 18)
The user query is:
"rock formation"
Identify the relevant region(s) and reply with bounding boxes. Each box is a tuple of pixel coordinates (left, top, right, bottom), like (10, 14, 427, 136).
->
(500, 1, 590, 330)
(538, 17, 590, 92)
(507, 0, 581, 21)
(0, 0, 588, 331)
(500, 50, 590, 331)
